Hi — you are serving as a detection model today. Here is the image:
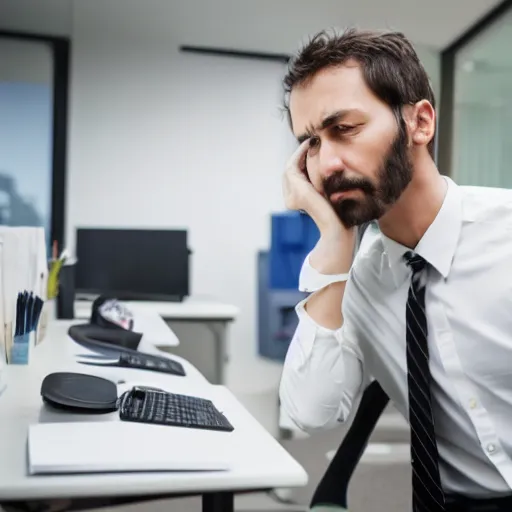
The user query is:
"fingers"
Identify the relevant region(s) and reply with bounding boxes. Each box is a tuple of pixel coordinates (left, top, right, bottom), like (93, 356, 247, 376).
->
(288, 139, 310, 171)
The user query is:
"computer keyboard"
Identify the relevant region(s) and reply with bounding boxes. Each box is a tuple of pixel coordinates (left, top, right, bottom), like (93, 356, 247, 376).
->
(118, 352, 186, 376)
(117, 387, 235, 432)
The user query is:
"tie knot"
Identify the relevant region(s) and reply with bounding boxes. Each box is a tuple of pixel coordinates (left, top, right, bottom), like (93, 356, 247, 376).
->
(403, 251, 427, 273)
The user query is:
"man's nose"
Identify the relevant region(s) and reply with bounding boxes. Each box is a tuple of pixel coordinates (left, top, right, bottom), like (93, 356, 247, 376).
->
(318, 141, 344, 179)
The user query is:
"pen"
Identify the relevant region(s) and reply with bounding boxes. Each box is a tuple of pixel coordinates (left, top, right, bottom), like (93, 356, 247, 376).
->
(32, 297, 44, 332)
(15, 293, 22, 336)
(28, 293, 35, 332)
(58, 248, 70, 263)
(47, 248, 69, 300)
(19, 292, 26, 335)
(23, 292, 29, 335)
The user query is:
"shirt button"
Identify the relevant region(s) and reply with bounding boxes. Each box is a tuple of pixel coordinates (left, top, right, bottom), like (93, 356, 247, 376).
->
(469, 398, 477, 409)
(487, 443, 497, 454)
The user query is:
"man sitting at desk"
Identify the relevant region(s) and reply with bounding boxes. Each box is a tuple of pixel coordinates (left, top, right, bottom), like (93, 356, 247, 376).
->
(280, 27, 512, 511)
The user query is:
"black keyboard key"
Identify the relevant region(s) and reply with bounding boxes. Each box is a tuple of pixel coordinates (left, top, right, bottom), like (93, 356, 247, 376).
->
(118, 387, 234, 432)
(118, 353, 186, 376)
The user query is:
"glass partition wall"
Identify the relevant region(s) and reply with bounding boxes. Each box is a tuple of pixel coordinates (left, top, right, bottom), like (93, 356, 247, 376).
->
(440, 1, 512, 187)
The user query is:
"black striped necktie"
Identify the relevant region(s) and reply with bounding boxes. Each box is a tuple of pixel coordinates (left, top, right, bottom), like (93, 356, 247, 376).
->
(403, 251, 446, 512)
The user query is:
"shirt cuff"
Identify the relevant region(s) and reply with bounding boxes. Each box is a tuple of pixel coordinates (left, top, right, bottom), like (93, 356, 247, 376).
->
(298, 253, 350, 293)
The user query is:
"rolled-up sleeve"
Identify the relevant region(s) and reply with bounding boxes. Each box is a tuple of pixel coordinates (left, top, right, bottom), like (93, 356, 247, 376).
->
(279, 254, 365, 432)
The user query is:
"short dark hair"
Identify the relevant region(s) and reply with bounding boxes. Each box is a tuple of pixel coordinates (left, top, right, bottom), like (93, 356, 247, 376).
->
(283, 28, 436, 156)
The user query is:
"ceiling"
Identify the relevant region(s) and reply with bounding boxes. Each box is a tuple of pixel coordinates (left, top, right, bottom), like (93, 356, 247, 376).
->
(1, 0, 510, 107)
(0, 0, 505, 52)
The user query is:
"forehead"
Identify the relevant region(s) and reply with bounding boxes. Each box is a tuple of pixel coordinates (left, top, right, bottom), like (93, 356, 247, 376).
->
(289, 63, 385, 136)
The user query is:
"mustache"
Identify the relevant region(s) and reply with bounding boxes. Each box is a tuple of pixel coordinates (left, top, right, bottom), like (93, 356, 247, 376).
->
(323, 172, 375, 198)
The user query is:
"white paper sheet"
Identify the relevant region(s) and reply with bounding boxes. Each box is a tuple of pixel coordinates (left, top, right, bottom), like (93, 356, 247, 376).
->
(28, 421, 231, 474)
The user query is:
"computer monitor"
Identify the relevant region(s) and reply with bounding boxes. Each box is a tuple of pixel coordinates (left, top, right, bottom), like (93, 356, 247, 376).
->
(75, 228, 190, 301)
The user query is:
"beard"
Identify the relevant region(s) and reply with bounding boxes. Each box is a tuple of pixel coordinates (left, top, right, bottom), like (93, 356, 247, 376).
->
(322, 126, 413, 228)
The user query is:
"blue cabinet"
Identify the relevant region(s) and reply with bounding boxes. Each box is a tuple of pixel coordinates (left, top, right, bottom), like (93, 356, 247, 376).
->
(269, 212, 319, 290)
(258, 212, 319, 362)
(258, 251, 309, 362)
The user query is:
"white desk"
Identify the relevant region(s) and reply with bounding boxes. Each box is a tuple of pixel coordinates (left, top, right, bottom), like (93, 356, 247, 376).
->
(0, 320, 306, 512)
(74, 298, 239, 322)
(74, 298, 240, 384)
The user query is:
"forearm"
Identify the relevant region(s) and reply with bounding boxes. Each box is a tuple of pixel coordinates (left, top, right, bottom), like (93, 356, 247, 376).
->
(305, 227, 355, 330)
(279, 316, 364, 431)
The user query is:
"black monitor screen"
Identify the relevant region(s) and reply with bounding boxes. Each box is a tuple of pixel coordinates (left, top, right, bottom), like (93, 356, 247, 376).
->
(75, 228, 189, 301)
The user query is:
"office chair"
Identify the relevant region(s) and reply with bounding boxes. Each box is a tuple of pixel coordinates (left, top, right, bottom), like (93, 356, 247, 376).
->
(309, 380, 390, 511)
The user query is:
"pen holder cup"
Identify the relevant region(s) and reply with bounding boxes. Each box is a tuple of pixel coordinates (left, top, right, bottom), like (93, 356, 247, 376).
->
(10, 329, 36, 365)
(57, 263, 76, 320)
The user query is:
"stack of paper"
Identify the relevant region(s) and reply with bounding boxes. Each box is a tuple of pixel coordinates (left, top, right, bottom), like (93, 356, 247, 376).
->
(28, 421, 231, 474)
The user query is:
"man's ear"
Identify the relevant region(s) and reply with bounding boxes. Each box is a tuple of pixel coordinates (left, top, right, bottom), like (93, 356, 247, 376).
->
(411, 100, 436, 149)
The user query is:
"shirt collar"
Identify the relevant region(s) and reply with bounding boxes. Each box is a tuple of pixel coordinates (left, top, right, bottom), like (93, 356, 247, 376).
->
(380, 176, 462, 287)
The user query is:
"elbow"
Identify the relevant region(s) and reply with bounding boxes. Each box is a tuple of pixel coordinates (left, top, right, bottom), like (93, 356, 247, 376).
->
(294, 411, 343, 434)
(279, 386, 351, 433)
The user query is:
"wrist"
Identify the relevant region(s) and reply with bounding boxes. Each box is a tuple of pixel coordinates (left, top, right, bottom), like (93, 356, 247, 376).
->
(309, 229, 355, 275)
(306, 196, 337, 231)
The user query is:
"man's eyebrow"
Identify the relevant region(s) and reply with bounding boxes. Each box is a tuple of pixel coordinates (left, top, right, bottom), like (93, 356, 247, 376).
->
(297, 133, 311, 144)
(295, 109, 356, 144)
(320, 109, 351, 129)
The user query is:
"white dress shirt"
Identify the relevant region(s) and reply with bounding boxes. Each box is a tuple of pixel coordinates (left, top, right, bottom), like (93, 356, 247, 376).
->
(280, 176, 512, 497)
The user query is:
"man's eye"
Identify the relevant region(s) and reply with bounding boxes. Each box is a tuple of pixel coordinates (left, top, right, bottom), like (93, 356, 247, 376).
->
(308, 137, 320, 148)
(337, 125, 355, 133)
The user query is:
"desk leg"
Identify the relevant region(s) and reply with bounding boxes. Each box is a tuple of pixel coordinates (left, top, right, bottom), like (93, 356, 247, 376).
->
(202, 491, 234, 512)
(203, 321, 228, 385)
(163, 319, 230, 385)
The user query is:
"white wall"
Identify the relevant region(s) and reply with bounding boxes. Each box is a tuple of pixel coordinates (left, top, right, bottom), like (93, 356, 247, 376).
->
(66, 4, 297, 391)
(0, 0, 71, 37)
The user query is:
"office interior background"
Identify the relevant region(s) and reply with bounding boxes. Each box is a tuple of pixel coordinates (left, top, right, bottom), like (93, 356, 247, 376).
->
(1, 0, 512, 509)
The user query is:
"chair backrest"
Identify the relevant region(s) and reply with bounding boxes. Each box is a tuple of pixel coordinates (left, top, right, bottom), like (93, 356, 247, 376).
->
(309, 381, 390, 510)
